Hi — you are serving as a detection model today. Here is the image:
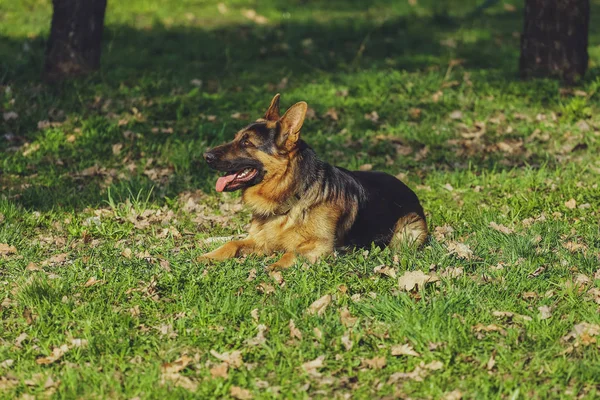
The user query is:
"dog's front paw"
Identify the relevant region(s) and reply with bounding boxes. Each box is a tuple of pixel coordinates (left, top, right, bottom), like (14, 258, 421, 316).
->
(266, 252, 296, 271)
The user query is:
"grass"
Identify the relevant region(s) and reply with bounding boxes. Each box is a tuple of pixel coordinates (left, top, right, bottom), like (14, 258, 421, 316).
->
(1, 0, 600, 398)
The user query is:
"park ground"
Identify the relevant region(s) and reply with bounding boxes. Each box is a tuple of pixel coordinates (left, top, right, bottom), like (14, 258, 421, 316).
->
(1, 0, 600, 398)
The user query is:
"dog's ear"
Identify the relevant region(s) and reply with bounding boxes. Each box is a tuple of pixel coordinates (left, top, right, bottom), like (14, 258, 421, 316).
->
(276, 101, 307, 151)
(264, 93, 281, 121)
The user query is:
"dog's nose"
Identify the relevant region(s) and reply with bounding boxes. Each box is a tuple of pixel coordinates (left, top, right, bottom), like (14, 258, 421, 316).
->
(204, 151, 216, 164)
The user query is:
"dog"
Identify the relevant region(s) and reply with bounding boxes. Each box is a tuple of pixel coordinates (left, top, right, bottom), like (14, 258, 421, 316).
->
(201, 94, 427, 270)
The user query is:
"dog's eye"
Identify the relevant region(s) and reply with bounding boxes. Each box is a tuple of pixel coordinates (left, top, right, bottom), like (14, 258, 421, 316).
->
(241, 138, 253, 148)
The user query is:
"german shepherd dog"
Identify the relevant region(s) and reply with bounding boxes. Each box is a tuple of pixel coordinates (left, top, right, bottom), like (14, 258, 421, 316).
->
(201, 94, 427, 270)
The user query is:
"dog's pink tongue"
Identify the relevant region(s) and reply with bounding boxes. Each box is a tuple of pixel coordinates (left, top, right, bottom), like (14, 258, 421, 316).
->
(216, 174, 237, 192)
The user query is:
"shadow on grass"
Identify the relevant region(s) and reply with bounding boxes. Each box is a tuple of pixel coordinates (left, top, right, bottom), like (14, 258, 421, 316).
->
(1, 7, 598, 211)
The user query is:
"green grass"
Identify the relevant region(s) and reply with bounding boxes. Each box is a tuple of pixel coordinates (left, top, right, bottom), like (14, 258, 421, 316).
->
(1, 0, 600, 398)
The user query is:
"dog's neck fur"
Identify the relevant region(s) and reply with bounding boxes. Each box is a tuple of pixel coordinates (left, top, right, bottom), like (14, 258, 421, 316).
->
(242, 141, 323, 217)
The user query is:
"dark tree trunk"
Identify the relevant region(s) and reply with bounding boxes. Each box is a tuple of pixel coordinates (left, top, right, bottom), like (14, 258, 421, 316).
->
(520, 0, 589, 84)
(43, 0, 108, 82)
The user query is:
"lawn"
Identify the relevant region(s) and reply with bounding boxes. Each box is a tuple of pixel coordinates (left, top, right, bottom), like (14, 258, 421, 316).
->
(1, 0, 600, 398)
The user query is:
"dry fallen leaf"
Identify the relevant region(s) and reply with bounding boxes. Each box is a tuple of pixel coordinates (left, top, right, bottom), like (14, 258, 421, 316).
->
(210, 350, 242, 368)
(486, 353, 496, 371)
(398, 270, 438, 291)
(361, 356, 386, 369)
(231, 386, 253, 400)
(359, 163, 373, 171)
(561, 322, 600, 345)
(84, 277, 103, 287)
(449, 110, 463, 120)
(257, 282, 275, 295)
(489, 221, 514, 234)
(341, 333, 353, 350)
(374, 265, 397, 278)
(160, 355, 197, 391)
(391, 343, 421, 357)
(0, 243, 17, 256)
(302, 355, 325, 377)
(245, 324, 268, 346)
(307, 294, 331, 316)
(565, 198, 577, 209)
(538, 305, 552, 320)
(364, 111, 379, 123)
(289, 319, 302, 340)
(339, 308, 358, 328)
(446, 241, 474, 260)
(36, 345, 69, 365)
(210, 362, 228, 379)
(247, 268, 257, 282)
(443, 389, 463, 400)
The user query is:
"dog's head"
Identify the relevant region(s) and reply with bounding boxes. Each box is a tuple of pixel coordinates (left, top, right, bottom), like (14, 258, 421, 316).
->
(204, 94, 307, 192)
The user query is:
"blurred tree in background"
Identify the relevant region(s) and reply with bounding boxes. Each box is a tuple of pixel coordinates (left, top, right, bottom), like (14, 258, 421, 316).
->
(520, 0, 589, 83)
(43, 0, 107, 82)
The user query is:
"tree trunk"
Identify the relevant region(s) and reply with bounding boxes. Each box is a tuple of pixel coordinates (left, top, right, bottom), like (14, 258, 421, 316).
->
(43, 0, 108, 82)
(520, 0, 589, 84)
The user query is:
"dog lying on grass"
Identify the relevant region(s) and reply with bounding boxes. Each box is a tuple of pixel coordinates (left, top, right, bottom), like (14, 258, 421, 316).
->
(201, 94, 427, 270)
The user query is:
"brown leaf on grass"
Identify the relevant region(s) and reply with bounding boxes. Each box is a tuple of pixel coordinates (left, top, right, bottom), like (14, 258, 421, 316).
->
(361, 356, 386, 369)
(440, 267, 464, 278)
(231, 112, 250, 120)
(36, 345, 69, 365)
(538, 306, 553, 320)
(289, 319, 302, 340)
(563, 241, 587, 253)
(341, 333, 353, 350)
(364, 111, 379, 123)
(374, 265, 397, 278)
(387, 360, 443, 383)
(586, 288, 600, 304)
(527, 266, 546, 278)
(408, 107, 422, 120)
(391, 343, 421, 357)
(562, 322, 600, 346)
(472, 324, 507, 339)
(26, 262, 41, 272)
(121, 248, 132, 259)
(307, 294, 331, 316)
(269, 270, 285, 287)
(443, 389, 463, 400)
(564, 198, 577, 209)
(245, 324, 268, 346)
(0, 243, 17, 256)
(486, 353, 496, 371)
(434, 225, 454, 242)
(242, 9, 268, 24)
(398, 270, 439, 291)
(246, 268, 257, 282)
(432, 91, 443, 102)
(449, 110, 463, 120)
(0, 359, 14, 369)
(489, 222, 514, 234)
(302, 356, 325, 377)
(161, 355, 197, 391)
(324, 108, 339, 121)
(574, 273, 591, 288)
(41, 253, 69, 267)
(159, 259, 171, 272)
(313, 327, 323, 340)
(230, 386, 253, 400)
(210, 350, 243, 368)
(15, 332, 28, 348)
(339, 308, 358, 328)
(358, 163, 373, 171)
(210, 362, 228, 379)
(251, 308, 259, 322)
(0, 376, 18, 390)
(446, 241, 474, 260)
(257, 282, 275, 295)
(84, 277, 103, 287)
